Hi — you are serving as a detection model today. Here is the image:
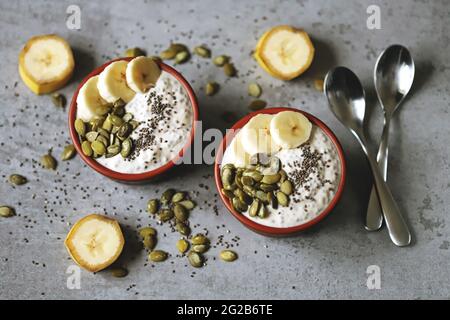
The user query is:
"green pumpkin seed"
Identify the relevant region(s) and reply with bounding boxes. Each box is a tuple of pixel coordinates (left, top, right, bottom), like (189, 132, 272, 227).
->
(117, 123, 132, 140)
(9, 174, 27, 185)
(243, 170, 263, 182)
(221, 163, 236, 174)
(255, 190, 269, 203)
(175, 222, 191, 236)
(187, 251, 203, 268)
(97, 127, 110, 139)
(150, 56, 162, 63)
(175, 51, 190, 64)
(111, 267, 128, 278)
(267, 191, 277, 208)
(147, 199, 159, 214)
(259, 183, 278, 192)
(176, 239, 190, 254)
(178, 200, 196, 210)
(220, 250, 238, 262)
(191, 234, 209, 245)
(81, 141, 93, 157)
(171, 192, 185, 203)
(234, 188, 252, 205)
(139, 226, 157, 238)
(91, 141, 106, 156)
(161, 189, 175, 205)
(149, 250, 167, 262)
(96, 135, 109, 148)
(158, 209, 174, 222)
(192, 244, 209, 254)
(160, 48, 178, 60)
(258, 204, 269, 218)
(279, 169, 287, 183)
(221, 168, 234, 186)
(86, 131, 99, 142)
(248, 99, 267, 111)
(194, 45, 211, 58)
(221, 188, 234, 199)
(109, 115, 124, 126)
(120, 138, 132, 158)
(223, 62, 237, 77)
(205, 82, 219, 96)
(241, 176, 255, 186)
(173, 204, 189, 222)
(61, 144, 76, 161)
(106, 144, 121, 158)
(232, 197, 248, 212)
(51, 93, 66, 108)
(276, 191, 289, 207)
(124, 47, 146, 58)
(249, 199, 260, 217)
(170, 43, 188, 53)
(74, 119, 86, 137)
(0, 206, 15, 218)
(41, 153, 57, 170)
(242, 185, 256, 197)
(143, 235, 156, 250)
(213, 55, 229, 67)
(248, 83, 262, 97)
(89, 117, 105, 131)
(280, 180, 294, 195)
(261, 173, 281, 185)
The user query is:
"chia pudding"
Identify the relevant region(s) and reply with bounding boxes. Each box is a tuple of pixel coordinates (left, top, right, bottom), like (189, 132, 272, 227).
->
(221, 112, 341, 228)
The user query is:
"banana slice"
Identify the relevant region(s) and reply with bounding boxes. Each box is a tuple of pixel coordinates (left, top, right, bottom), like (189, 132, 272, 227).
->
(19, 34, 74, 94)
(126, 56, 161, 93)
(97, 61, 136, 103)
(270, 111, 312, 149)
(254, 25, 314, 81)
(64, 214, 125, 273)
(226, 131, 251, 167)
(76, 76, 111, 121)
(241, 114, 281, 155)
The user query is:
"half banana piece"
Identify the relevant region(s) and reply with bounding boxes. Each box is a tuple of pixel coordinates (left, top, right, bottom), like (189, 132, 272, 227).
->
(64, 214, 125, 272)
(76, 75, 111, 121)
(97, 60, 136, 103)
(270, 111, 312, 149)
(126, 56, 161, 93)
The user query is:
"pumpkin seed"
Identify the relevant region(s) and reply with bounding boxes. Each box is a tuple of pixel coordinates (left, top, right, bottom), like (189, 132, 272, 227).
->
(61, 144, 76, 161)
(267, 191, 277, 208)
(280, 180, 294, 195)
(248, 83, 262, 97)
(129, 120, 140, 130)
(249, 199, 260, 217)
(248, 99, 267, 111)
(171, 192, 185, 203)
(86, 131, 99, 142)
(89, 117, 105, 131)
(9, 174, 27, 185)
(221, 168, 234, 186)
(139, 226, 157, 238)
(97, 127, 110, 139)
(258, 204, 269, 218)
(176, 222, 191, 236)
(161, 189, 175, 205)
(143, 235, 156, 250)
(91, 141, 106, 156)
(147, 199, 159, 214)
(213, 55, 229, 66)
(205, 82, 219, 96)
(74, 119, 86, 137)
(241, 176, 255, 187)
(232, 197, 248, 212)
(120, 138, 132, 158)
(81, 141, 93, 157)
(276, 191, 289, 207)
(51, 93, 66, 108)
(255, 190, 269, 203)
(221, 188, 234, 199)
(234, 188, 252, 205)
(170, 43, 189, 53)
(187, 251, 203, 268)
(221, 163, 235, 175)
(96, 135, 109, 148)
(243, 170, 263, 182)
(149, 250, 167, 262)
(242, 185, 256, 197)
(158, 209, 174, 222)
(176, 239, 190, 254)
(174, 203, 189, 222)
(175, 51, 190, 64)
(220, 250, 238, 262)
(261, 173, 281, 184)
(124, 47, 146, 58)
(223, 62, 237, 77)
(150, 55, 162, 63)
(111, 267, 128, 278)
(192, 244, 209, 254)
(178, 200, 196, 210)
(259, 183, 278, 192)
(105, 144, 121, 158)
(117, 123, 132, 140)
(41, 153, 57, 170)
(194, 45, 211, 58)
(109, 115, 124, 126)
(279, 169, 287, 183)
(191, 234, 209, 245)
(0, 206, 15, 218)
(160, 48, 178, 60)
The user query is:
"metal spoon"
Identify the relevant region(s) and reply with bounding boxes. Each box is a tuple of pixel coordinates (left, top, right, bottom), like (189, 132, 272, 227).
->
(324, 67, 411, 246)
(365, 45, 415, 231)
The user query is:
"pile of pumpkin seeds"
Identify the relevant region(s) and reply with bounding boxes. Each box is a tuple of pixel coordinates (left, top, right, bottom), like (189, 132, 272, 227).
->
(74, 99, 140, 159)
(159, 43, 190, 64)
(220, 154, 295, 218)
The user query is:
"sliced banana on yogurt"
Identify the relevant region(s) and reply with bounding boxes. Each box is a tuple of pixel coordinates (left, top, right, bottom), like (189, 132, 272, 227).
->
(76, 75, 111, 121)
(126, 56, 161, 93)
(270, 111, 312, 149)
(97, 60, 136, 103)
(241, 114, 281, 155)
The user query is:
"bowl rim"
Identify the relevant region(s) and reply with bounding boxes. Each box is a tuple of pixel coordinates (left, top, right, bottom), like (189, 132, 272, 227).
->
(68, 57, 199, 182)
(214, 107, 346, 236)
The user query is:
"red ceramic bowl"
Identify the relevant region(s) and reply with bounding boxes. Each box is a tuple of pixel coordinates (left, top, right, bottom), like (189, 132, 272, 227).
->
(214, 107, 346, 237)
(69, 57, 199, 183)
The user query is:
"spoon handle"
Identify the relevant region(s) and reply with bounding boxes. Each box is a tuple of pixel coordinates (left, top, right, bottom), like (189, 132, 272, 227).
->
(365, 116, 390, 231)
(358, 134, 411, 246)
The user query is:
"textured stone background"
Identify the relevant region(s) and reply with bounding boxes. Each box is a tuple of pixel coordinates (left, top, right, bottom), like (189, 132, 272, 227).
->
(0, 0, 449, 299)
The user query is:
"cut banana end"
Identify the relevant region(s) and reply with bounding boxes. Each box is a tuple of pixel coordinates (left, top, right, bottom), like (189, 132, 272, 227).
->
(76, 76, 111, 121)
(126, 56, 161, 93)
(226, 131, 251, 167)
(18, 34, 74, 94)
(241, 114, 281, 155)
(64, 214, 125, 273)
(255, 25, 314, 81)
(97, 61, 136, 103)
(270, 111, 312, 149)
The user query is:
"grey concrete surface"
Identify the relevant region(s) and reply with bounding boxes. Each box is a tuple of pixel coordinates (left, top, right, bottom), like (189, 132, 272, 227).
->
(0, 0, 449, 300)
